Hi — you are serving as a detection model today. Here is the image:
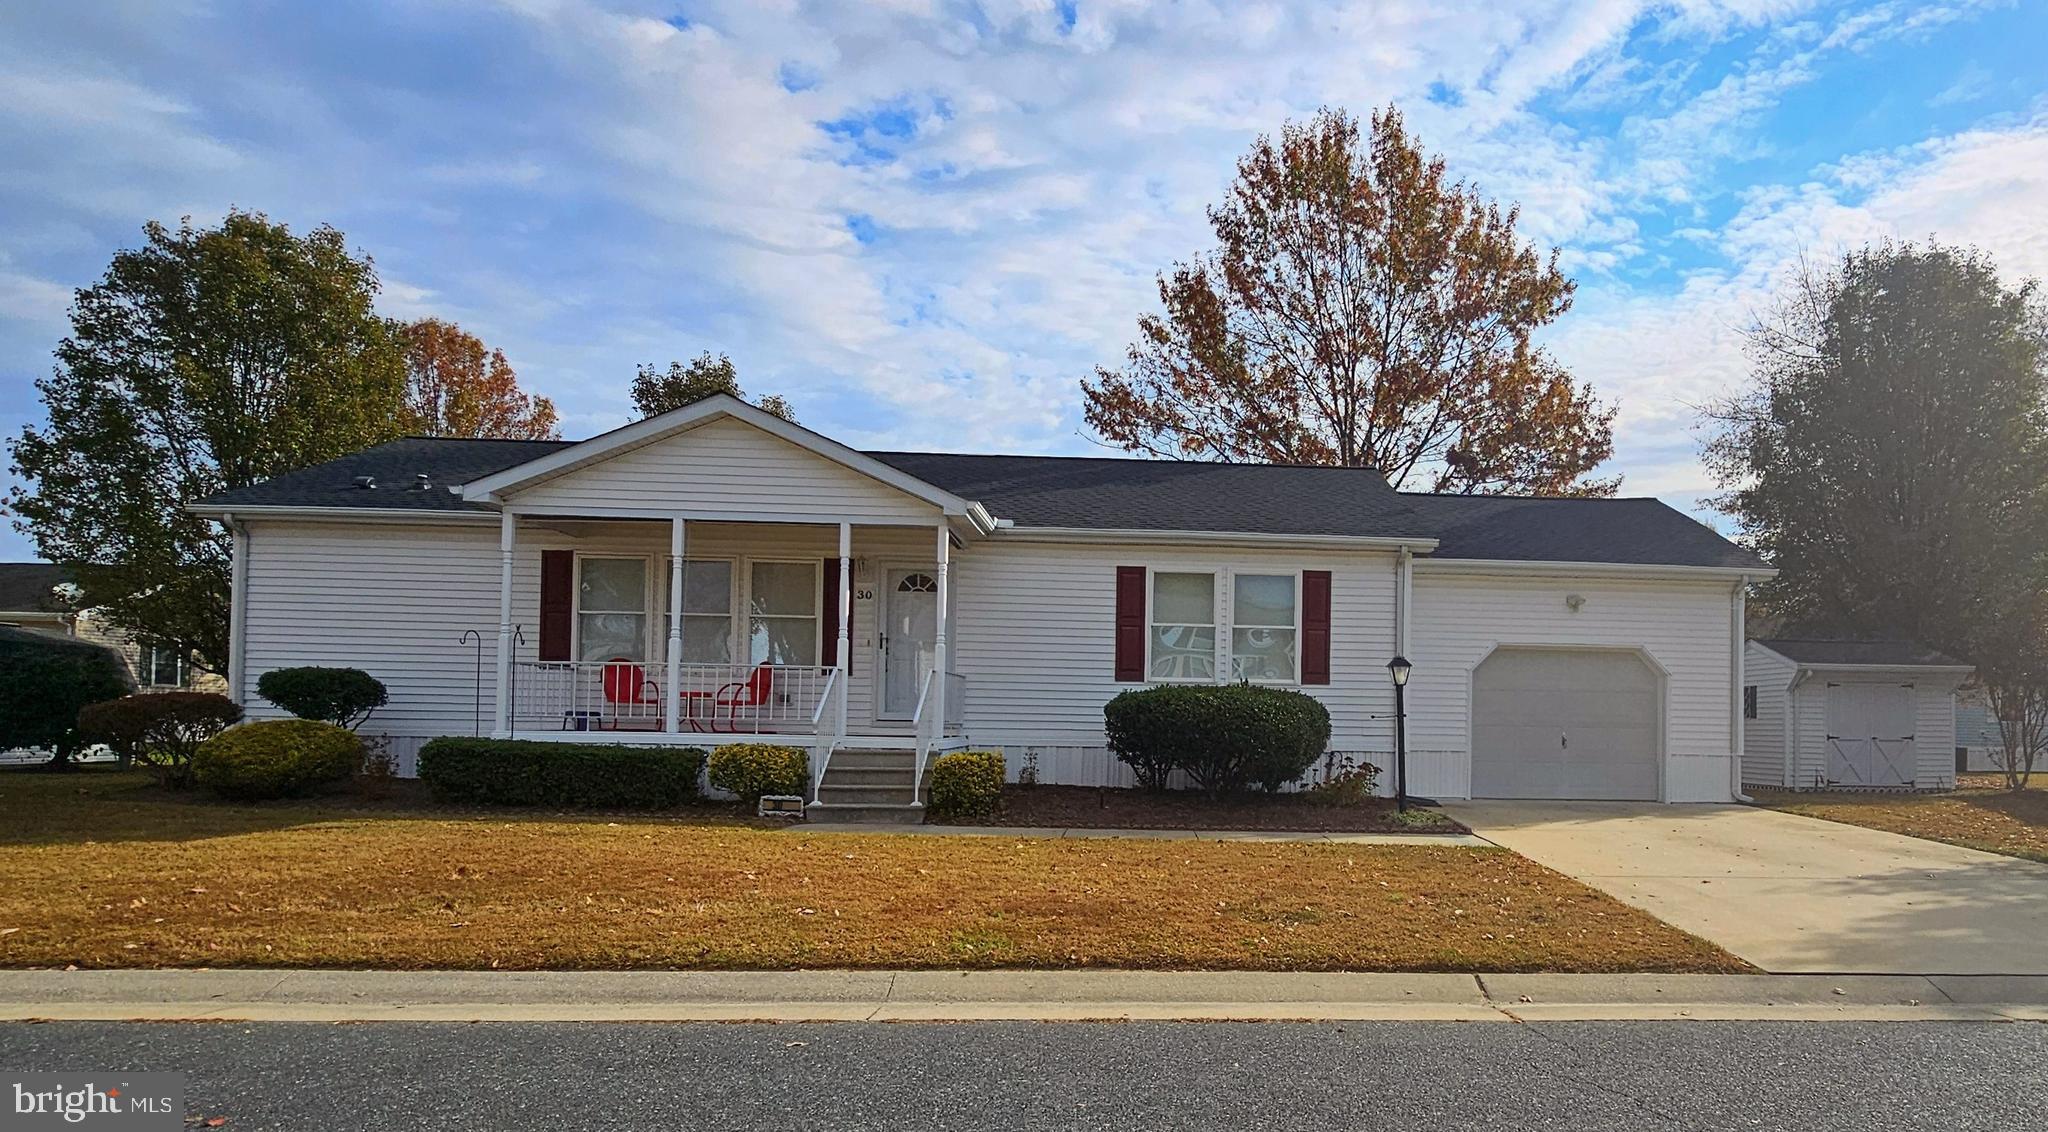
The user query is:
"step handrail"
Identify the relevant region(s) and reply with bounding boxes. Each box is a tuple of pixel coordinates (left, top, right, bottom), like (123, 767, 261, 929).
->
(808, 668, 843, 804)
(909, 668, 938, 804)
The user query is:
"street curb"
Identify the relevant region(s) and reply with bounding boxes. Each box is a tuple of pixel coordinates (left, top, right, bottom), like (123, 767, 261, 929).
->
(3, 970, 2046, 1024)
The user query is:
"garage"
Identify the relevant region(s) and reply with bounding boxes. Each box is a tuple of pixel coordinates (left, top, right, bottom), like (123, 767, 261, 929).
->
(1471, 647, 1660, 800)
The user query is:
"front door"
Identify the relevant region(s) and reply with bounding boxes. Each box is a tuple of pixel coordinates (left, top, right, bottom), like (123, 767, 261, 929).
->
(880, 568, 939, 719)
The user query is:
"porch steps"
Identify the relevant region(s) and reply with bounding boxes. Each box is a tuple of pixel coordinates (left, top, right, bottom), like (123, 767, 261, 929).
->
(807, 748, 932, 825)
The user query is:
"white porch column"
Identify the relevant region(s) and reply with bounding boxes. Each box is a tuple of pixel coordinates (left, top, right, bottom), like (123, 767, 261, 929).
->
(493, 511, 517, 737)
(931, 525, 951, 736)
(837, 521, 852, 738)
(666, 518, 686, 735)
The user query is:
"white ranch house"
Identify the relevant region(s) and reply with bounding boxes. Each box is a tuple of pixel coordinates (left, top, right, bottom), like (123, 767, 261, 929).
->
(193, 394, 1777, 817)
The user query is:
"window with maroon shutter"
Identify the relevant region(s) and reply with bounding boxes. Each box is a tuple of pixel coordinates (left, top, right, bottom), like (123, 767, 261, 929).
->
(1300, 570, 1332, 685)
(1114, 566, 1146, 681)
(538, 550, 574, 661)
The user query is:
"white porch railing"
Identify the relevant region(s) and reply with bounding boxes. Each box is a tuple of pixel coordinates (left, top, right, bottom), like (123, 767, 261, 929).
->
(809, 668, 844, 803)
(511, 661, 835, 735)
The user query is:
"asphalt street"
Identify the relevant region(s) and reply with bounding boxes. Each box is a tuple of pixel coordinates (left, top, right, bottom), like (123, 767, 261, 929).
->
(5, 1019, 2045, 1131)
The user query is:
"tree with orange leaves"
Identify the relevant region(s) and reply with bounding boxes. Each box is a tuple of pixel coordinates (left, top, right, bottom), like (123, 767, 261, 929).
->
(399, 318, 559, 440)
(1083, 106, 1616, 496)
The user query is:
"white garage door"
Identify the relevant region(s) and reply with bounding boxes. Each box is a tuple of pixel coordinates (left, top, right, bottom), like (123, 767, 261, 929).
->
(1825, 682, 1916, 786)
(1471, 648, 1660, 800)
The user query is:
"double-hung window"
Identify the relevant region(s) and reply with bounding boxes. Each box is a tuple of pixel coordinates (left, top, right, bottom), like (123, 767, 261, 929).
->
(576, 556, 648, 662)
(1149, 571, 1217, 681)
(143, 644, 185, 688)
(1231, 573, 1299, 683)
(748, 561, 819, 666)
(665, 560, 734, 664)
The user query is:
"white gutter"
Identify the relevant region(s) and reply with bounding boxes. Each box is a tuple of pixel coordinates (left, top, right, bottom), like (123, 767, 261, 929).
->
(1729, 576, 1753, 803)
(991, 526, 1439, 552)
(185, 503, 496, 524)
(1417, 557, 1779, 582)
(223, 512, 251, 706)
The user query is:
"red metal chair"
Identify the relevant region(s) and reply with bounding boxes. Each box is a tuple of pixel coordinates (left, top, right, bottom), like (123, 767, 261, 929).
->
(599, 658, 661, 730)
(713, 663, 775, 733)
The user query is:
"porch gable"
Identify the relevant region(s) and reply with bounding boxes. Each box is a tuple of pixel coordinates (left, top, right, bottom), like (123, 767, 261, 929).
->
(460, 395, 967, 524)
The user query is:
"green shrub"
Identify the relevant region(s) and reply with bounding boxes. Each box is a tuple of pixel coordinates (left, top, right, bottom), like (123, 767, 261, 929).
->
(927, 750, 1006, 821)
(1104, 683, 1331, 795)
(256, 666, 388, 729)
(0, 625, 133, 765)
(417, 738, 707, 808)
(78, 692, 243, 787)
(707, 743, 808, 805)
(193, 719, 361, 801)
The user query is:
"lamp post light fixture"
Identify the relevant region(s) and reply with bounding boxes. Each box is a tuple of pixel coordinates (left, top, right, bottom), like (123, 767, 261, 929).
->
(1386, 655, 1412, 813)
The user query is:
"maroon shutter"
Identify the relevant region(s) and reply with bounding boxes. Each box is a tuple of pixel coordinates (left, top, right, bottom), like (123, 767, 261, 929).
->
(538, 550, 574, 661)
(821, 558, 841, 667)
(1114, 566, 1146, 682)
(1301, 570, 1332, 685)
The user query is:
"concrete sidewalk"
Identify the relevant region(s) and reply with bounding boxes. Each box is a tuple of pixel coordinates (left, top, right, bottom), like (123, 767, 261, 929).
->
(3, 969, 2045, 1024)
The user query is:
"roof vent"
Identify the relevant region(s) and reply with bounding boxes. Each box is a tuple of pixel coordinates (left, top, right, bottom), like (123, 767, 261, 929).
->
(409, 473, 432, 491)
(351, 475, 377, 490)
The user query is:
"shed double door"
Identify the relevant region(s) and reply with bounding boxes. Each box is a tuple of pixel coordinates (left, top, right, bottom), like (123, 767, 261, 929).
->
(1825, 682, 1916, 787)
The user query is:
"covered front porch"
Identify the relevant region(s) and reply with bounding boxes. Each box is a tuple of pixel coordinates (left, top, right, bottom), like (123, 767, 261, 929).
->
(484, 511, 971, 799)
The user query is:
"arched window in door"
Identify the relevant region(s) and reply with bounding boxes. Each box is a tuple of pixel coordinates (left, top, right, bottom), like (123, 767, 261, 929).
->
(897, 573, 937, 594)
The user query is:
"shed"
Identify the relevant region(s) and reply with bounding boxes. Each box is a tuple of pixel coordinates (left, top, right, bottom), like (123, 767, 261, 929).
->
(1741, 639, 1974, 791)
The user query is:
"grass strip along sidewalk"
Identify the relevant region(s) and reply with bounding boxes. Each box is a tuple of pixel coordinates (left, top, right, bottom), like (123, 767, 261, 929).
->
(0, 771, 1742, 973)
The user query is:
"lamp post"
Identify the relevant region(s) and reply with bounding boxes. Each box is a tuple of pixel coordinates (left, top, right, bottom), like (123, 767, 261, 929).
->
(1386, 655, 1411, 813)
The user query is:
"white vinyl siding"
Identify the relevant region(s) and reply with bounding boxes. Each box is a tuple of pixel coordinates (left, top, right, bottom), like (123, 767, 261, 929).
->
(1408, 570, 1736, 802)
(951, 541, 1399, 751)
(1741, 641, 1798, 787)
(508, 417, 941, 522)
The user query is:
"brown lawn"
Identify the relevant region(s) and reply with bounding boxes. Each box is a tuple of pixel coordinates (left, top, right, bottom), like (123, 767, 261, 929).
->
(945, 784, 1466, 832)
(0, 770, 1742, 973)
(1759, 774, 2048, 864)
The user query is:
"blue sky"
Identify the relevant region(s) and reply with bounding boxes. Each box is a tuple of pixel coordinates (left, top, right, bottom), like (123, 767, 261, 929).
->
(4, 0, 2046, 560)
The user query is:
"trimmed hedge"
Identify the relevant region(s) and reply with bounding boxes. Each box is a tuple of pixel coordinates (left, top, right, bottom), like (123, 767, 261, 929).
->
(0, 625, 133, 763)
(193, 719, 361, 801)
(78, 692, 243, 787)
(927, 750, 1006, 821)
(418, 738, 707, 809)
(1104, 683, 1331, 795)
(256, 666, 388, 729)
(707, 743, 808, 805)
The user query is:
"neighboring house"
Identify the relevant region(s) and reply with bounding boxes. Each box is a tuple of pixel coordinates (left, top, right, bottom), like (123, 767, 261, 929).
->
(0, 562, 222, 695)
(1741, 639, 1973, 791)
(189, 394, 1773, 809)
(1955, 684, 2021, 774)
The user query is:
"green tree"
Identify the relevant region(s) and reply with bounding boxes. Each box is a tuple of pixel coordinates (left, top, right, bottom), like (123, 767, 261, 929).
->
(629, 351, 796, 422)
(8, 211, 410, 672)
(1083, 105, 1616, 496)
(1704, 242, 2048, 786)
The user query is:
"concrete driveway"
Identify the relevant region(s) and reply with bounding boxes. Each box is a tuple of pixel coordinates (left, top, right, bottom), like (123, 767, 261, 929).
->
(1443, 801, 2048, 975)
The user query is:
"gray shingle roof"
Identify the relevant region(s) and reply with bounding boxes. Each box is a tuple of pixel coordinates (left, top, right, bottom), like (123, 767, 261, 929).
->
(1755, 639, 1968, 667)
(192, 437, 1769, 570)
(0, 563, 74, 613)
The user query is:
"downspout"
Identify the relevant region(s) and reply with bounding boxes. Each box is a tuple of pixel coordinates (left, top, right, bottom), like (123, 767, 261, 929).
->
(1729, 575, 1753, 803)
(224, 512, 251, 706)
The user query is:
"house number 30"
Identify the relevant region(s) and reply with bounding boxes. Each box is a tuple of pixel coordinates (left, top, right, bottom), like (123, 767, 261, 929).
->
(854, 588, 875, 601)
